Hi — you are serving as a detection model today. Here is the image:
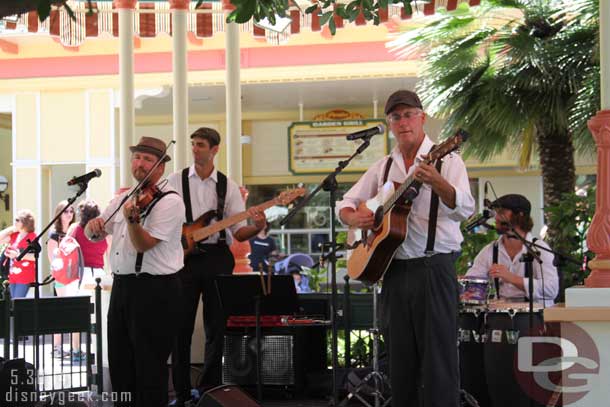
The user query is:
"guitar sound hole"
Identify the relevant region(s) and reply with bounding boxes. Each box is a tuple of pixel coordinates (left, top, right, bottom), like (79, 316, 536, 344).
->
(373, 207, 384, 229)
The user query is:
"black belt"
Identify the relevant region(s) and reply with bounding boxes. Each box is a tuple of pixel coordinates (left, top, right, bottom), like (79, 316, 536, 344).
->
(393, 252, 456, 265)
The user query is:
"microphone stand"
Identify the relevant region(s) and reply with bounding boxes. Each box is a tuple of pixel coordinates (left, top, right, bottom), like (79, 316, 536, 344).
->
(15, 181, 89, 389)
(510, 232, 540, 407)
(280, 136, 375, 406)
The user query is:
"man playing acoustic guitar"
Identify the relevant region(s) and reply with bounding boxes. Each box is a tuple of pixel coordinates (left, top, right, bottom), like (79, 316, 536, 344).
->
(337, 90, 475, 407)
(167, 127, 266, 407)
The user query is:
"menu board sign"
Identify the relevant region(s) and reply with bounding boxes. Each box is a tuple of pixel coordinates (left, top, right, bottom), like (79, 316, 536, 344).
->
(288, 120, 389, 175)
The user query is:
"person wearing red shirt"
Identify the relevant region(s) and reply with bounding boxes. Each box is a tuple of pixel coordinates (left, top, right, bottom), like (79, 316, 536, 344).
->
(0, 209, 37, 298)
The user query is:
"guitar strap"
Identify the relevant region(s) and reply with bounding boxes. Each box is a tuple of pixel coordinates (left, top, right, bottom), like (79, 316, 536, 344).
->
(181, 167, 228, 243)
(382, 156, 393, 184)
(135, 190, 178, 274)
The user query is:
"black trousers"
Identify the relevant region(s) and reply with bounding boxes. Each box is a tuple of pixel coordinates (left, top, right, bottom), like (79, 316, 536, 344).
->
(380, 253, 460, 407)
(171, 244, 234, 402)
(108, 273, 181, 407)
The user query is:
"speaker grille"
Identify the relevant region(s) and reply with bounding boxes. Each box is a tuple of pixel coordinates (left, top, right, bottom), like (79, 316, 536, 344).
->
(222, 334, 294, 386)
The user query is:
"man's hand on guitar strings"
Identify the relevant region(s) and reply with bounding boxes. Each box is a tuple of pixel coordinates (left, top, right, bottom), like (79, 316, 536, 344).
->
(348, 206, 375, 230)
(247, 207, 267, 230)
(413, 162, 443, 187)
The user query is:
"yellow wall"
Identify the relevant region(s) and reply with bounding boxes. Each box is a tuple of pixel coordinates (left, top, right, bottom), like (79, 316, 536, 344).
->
(15, 94, 38, 161)
(40, 91, 86, 162)
(89, 90, 113, 159)
(15, 167, 39, 220)
(0, 127, 12, 229)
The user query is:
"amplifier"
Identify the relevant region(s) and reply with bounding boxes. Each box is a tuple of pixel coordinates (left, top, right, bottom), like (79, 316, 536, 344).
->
(222, 334, 295, 386)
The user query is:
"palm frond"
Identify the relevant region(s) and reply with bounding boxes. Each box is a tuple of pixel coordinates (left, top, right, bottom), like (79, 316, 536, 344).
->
(569, 68, 599, 154)
(518, 122, 536, 169)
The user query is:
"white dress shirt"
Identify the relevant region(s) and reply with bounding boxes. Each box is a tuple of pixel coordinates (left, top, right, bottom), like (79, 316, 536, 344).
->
(167, 166, 246, 245)
(466, 234, 559, 306)
(337, 135, 475, 259)
(102, 184, 186, 275)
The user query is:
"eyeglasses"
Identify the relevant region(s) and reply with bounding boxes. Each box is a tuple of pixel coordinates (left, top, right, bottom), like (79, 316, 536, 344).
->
(387, 111, 422, 123)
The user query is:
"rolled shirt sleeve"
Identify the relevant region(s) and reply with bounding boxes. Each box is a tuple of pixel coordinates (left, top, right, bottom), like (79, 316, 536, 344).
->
(522, 239, 559, 305)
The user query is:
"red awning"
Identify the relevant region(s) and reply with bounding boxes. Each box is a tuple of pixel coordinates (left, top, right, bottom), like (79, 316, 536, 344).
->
(1, 0, 481, 47)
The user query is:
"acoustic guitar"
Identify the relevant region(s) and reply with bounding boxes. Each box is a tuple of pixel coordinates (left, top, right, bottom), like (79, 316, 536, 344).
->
(181, 188, 306, 256)
(347, 130, 469, 284)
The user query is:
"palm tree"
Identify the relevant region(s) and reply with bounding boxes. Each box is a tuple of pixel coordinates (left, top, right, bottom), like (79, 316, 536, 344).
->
(388, 0, 599, 248)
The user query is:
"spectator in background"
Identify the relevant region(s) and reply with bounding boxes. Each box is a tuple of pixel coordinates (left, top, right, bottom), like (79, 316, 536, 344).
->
(291, 269, 312, 293)
(47, 200, 76, 295)
(0, 209, 37, 298)
(249, 222, 278, 272)
(57, 199, 110, 362)
(47, 200, 76, 359)
(69, 199, 108, 289)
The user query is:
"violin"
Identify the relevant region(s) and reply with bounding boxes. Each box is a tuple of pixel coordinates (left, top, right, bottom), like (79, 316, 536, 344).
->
(127, 181, 164, 224)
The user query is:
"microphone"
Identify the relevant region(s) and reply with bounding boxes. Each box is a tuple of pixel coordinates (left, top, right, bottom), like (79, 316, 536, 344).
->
(464, 209, 496, 233)
(346, 124, 385, 141)
(67, 169, 102, 186)
(483, 181, 490, 208)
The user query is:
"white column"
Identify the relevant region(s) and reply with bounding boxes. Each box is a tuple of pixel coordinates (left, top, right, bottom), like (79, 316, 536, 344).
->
(373, 99, 379, 118)
(225, 22, 242, 183)
(299, 102, 304, 121)
(116, 0, 136, 188)
(171, 0, 189, 170)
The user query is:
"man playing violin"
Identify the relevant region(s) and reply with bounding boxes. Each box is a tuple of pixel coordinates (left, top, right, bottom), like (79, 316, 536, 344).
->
(337, 90, 475, 407)
(167, 127, 266, 406)
(86, 136, 185, 407)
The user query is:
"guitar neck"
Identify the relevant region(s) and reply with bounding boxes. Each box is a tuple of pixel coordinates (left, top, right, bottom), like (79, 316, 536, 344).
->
(382, 171, 421, 213)
(191, 199, 277, 242)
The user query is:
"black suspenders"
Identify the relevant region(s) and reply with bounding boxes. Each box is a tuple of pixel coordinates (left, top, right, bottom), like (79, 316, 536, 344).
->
(425, 159, 443, 254)
(492, 241, 500, 298)
(181, 167, 228, 242)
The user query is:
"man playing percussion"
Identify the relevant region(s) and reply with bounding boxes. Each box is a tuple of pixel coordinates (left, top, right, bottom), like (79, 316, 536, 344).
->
(465, 194, 559, 306)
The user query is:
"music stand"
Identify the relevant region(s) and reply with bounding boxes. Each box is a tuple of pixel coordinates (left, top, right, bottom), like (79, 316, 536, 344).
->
(215, 274, 299, 402)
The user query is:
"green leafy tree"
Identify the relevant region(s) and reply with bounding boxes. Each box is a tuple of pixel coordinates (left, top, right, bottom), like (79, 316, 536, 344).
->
(455, 226, 497, 276)
(388, 0, 599, 249)
(544, 185, 595, 299)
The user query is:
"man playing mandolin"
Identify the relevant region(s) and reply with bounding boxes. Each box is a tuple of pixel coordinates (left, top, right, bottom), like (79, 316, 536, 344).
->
(167, 127, 266, 406)
(337, 90, 475, 407)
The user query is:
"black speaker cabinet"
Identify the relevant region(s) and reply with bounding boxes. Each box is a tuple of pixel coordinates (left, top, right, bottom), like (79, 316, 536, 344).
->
(197, 385, 260, 407)
(222, 334, 295, 386)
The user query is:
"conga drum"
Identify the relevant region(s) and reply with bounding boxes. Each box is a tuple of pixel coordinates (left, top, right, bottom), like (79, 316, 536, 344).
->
(458, 306, 490, 407)
(484, 302, 544, 407)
